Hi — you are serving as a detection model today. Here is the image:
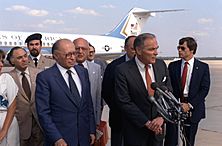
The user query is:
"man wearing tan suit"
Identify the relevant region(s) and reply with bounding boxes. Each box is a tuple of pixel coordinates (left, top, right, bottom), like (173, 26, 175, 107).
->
(7, 47, 44, 146)
(25, 33, 55, 70)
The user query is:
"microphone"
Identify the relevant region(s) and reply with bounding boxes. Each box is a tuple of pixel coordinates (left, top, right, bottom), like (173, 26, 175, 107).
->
(159, 85, 180, 105)
(151, 82, 180, 113)
(151, 83, 180, 105)
(148, 96, 174, 123)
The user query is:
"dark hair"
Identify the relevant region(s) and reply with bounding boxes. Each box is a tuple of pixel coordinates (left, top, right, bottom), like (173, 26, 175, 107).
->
(89, 43, 95, 51)
(179, 37, 197, 54)
(6, 46, 26, 66)
(124, 35, 136, 47)
(0, 49, 5, 60)
(133, 33, 156, 49)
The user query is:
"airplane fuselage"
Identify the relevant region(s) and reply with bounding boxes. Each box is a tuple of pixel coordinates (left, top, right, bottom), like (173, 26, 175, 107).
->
(0, 31, 125, 56)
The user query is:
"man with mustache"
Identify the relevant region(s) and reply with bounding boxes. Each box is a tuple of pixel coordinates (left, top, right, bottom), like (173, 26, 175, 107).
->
(25, 33, 55, 70)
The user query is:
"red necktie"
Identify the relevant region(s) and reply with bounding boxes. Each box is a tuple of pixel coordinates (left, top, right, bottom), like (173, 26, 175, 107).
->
(145, 65, 154, 96)
(181, 62, 188, 93)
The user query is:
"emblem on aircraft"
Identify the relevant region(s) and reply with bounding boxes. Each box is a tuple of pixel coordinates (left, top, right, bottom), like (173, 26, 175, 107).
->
(103, 45, 111, 52)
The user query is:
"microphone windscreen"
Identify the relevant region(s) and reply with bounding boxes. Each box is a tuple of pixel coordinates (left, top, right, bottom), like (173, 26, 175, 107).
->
(151, 82, 159, 90)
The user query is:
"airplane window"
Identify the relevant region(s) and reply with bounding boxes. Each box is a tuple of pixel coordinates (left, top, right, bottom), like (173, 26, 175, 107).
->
(9, 42, 12, 45)
(4, 42, 7, 45)
(43, 42, 45, 46)
(47, 43, 50, 46)
(51, 43, 53, 46)
(19, 42, 22, 45)
(0, 42, 2, 45)
(14, 42, 17, 45)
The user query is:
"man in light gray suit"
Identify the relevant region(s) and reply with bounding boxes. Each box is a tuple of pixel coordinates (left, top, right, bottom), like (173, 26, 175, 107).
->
(25, 33, 55, 70)
(73, 38, 102, 126)
(7, 47, 44, 146)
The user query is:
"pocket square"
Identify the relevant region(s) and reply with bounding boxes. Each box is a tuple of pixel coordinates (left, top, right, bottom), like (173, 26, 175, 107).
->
(162, 76, 166, 82)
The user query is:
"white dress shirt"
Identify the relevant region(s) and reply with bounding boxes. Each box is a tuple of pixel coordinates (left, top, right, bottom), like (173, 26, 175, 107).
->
(135, 56, 155, 89)
(181, 57, 194, 96)
(56, 63, 82, 96)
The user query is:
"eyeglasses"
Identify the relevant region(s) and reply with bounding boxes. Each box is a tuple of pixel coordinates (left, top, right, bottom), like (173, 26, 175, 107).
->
(57, 51, 77, 59)
(75, 47, 88, 52)
(65, 52, 77, 59)
(177, 46, 186, 51)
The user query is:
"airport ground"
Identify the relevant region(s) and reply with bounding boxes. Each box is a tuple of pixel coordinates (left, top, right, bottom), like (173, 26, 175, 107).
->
(101, 60, 222, 146)
(2, 60, 222, 146)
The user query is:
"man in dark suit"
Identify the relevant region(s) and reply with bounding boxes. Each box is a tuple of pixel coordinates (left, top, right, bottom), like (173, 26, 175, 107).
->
(164, 37, 210, 146)
(35, 39, 96, 146)
(114, 33, 172, 146)
(102, 35, 136, 146)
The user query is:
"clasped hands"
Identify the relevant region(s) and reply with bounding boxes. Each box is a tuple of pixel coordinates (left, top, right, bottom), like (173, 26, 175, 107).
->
(181, 103, 191, 113)
(145, 117, 164, 135)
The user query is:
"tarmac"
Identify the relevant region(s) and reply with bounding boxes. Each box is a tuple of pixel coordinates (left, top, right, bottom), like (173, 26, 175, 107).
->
(101, 60, 222, 146)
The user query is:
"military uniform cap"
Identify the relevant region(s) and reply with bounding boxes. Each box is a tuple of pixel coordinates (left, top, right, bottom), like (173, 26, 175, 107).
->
(25, 33, 42, 43)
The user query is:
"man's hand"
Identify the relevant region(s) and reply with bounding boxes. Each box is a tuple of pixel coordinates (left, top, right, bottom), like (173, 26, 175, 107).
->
(90, 134, 96, 145)
(54, 138, 67, 146)
(181, 103, 190, 113)
(145, 117, 164, 135)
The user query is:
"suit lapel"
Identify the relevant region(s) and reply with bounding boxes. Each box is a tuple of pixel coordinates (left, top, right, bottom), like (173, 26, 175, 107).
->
(175, 60, 182, 92)
(38, 55, 46, 69)
(28, 56, 35, 68)
(189, 59, 199, 95)
(28, 67, 38, 103)
(128, 59, 149, 99)
(10, 69, 30, 101)
(75, 65, 86, 103)
(53, 65, 80, 107)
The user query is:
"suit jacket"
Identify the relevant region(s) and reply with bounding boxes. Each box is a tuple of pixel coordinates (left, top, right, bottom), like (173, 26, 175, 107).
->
(168, 58, 210, 123)
(9, 67, 42, 139)
(102, 55, 125, 128)
(86, 61, 102, 125)
(94, 59, 107, 76)
(28, 55, 55, 70)
(114, 58, 171, 145)
(35, 64, 96, 146)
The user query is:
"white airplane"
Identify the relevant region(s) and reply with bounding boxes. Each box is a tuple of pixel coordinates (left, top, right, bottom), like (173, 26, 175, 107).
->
(0, 7, 184, 59)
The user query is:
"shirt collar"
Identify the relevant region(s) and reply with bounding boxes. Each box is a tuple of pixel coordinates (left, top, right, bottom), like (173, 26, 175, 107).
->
(135, 56, 152, 70)
(56, 63, 76, 76)
(182, 57, 194, 66)
(16, 67, 29, 75)
(30, 54, 41, 61)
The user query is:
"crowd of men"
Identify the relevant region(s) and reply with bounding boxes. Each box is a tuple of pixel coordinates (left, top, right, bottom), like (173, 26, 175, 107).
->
(0, 32, 210, 146)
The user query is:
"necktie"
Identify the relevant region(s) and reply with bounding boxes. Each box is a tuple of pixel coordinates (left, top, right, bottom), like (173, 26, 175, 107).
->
(67, 70, 81, 104)
(181, 62, 188, 102)
(181, 62, 188, 92)
(21, 72, 31, 100)
(33, 58, 38, 67)
(145, 65, 154, 96)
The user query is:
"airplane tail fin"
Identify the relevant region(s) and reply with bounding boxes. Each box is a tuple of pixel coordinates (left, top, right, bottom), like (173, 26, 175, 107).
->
(105, 7, 184, 39)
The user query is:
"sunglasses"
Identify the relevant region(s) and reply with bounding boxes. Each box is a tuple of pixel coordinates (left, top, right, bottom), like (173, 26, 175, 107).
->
(177, 46, 186, 51)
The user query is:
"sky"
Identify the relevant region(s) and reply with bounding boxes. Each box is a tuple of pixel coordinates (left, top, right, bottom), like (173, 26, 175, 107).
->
(1, 0, 222, 57)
